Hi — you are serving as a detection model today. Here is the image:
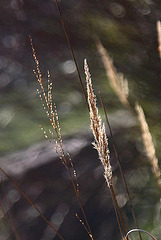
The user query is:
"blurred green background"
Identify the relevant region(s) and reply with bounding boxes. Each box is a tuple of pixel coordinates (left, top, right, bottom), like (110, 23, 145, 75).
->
(0, 0, 161, 239)
(0, 0, 160, 155)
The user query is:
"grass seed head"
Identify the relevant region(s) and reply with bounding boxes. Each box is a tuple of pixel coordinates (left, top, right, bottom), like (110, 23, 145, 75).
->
(84, 59, 112, 187)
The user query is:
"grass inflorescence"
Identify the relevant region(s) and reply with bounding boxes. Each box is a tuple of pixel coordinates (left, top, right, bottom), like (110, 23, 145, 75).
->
(0, 2, 160, 240)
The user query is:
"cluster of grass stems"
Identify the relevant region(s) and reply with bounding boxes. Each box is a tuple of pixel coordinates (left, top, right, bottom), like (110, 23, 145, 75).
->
(0, 1, 160, 239)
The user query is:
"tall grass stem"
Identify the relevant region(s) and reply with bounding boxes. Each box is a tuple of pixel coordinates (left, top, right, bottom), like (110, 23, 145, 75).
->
(99, 91, 142, 240)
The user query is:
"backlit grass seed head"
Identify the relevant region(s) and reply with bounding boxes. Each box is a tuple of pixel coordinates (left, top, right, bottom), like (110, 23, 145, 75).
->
(31, 38, 63, 158)
(84, 59, 112, 187)
(31, 37, 94, 240)
(157, 20, 161, 59)
(135, 102, 161, 181)
(96, 39, 130, 108)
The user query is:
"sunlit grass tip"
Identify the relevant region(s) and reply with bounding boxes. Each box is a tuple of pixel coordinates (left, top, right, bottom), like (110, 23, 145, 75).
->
(84, 58, 112, 187)
(135, 102, 161, 188)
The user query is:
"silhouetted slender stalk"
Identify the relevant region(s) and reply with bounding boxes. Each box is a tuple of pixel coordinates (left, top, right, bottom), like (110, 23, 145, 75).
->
(0, 186, 14, 240)
(54, 3, 129, 237)
(0, 167, 65, 240)
(99, 91, 142, 240)
(85, 59, 127, 239)
(30, 37, 94, 240)
(108, 189, 124, 240)
(55, 0, 89, 110)
(1, 178, 21, 240)
(109, 185, 126, 239)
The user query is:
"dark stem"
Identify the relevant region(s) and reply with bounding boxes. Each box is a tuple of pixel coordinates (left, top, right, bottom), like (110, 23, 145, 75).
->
(108, 186, 124, 240)
(99, 91, 142, 240)
(30, 37, 93, 240)
(55, 0, 89, 111)
(61, 154, 94, 240)
(1, 177, 21, 240)
(109, 184, 127, 237)
(0, 168, 64, 240)
(0, 184, 14, 240)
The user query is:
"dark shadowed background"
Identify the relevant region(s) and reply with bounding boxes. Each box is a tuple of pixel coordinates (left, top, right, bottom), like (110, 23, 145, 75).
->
(0, 0, 161, 239)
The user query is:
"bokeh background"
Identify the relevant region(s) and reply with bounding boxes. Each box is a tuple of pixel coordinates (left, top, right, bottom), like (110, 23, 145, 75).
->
(0, 0, 161, 239)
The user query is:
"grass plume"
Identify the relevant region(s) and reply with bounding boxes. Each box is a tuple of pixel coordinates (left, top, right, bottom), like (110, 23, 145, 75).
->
(84, 59, 112, 187)
(96, 37, 161, 193)
(0, 3, 160, 239)
(96, 38, 130, 109)
(135, 102, 161, 189)
(84, 59, 127, 239)
(95, 38, 143, 240)
(30, 37, 94, 240)
(157, 20, 161, 59)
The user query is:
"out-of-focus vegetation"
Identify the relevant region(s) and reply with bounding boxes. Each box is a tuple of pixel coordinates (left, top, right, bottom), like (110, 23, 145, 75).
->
(0, 1, 161, 240)
(0, 0, 160, 154)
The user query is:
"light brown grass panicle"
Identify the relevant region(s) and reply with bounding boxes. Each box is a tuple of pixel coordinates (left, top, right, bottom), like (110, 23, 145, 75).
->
(30, 38, 94, 240)
(30, 36, 62, 142)
(135, 102, 161, 184)
(96, 39, 130, 108)
(30, 37, 64, 164)
(84, 59, 112, 187)
(157, 20, 161, 59)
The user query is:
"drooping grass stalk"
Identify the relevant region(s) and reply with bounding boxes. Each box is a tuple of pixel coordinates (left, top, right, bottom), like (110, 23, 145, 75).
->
(0, 167, 65, 240)
(30, 37, 94, 240)
(125, 229, 158, 240)
(157, 20, 161, 59)
(84, 59, 127, 239)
